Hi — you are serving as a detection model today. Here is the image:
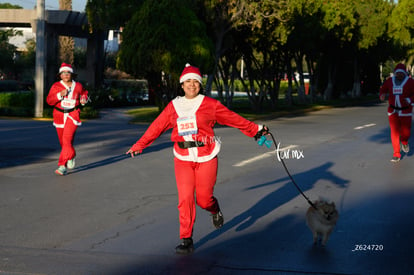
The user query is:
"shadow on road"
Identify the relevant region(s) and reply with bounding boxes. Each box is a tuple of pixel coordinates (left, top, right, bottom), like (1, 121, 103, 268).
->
(69, 153, 130, 174)
(110, 190, 414, 274)
(369, 125, 414, 159)
(196, 161, 349, 249)
(69, 141, 173, 174)
(369, 126, 390, 145)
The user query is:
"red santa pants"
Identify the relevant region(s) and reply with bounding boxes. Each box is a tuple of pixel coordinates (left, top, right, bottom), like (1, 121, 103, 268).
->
(388, 114, 412, 158)
(55, 119, 77, 166)
(174, 157, 220, 239)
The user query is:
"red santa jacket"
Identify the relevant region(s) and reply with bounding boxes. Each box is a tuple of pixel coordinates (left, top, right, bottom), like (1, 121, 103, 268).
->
(46, 80, 88, 128)
(379, 75, 414, 117)
(130, 95, 261, 162)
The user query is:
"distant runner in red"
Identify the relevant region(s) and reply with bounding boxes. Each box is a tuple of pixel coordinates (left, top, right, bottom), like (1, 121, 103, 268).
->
(47, 63, 89, 175)
(380, 63, 414, 162)
(127, 63, 269, 254)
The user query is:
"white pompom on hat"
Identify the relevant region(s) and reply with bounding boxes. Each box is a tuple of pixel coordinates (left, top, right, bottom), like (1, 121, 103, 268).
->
(59, 63, 74, 74)
(179, 63, 202, 84)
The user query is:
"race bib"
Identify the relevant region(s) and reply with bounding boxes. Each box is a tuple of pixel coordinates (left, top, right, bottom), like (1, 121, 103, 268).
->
(61, 98, 76, 109)
(177, 116, 198, 136)
(393, 87, 403, 95)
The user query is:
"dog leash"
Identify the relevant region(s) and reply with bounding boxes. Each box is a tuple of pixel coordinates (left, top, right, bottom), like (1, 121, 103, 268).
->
(258, 132, 317, 210)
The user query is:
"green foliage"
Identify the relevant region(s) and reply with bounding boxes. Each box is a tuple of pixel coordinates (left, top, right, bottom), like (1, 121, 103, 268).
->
(86, 0, 414, 106)
(355, 0, 391, 50)
(118, 0, 214, 83)
(126, 93, 379, 123)
(84, 87, 118, 108)
(14, 39, 36, 80)
(74, 47, 87, 68)
(0, 91, 33, 107)
(80, 106, 99, 119)
(86, 0, 144, 30)
(0, 3, 22, 9)
(285, 0, 325, 48)
(2, 0, 414, 116)
(0, 91, 34, 116)
(105, 52, 117, 69)
(0, 91, 99, 118)
(389, 0, 414, 43)
(0, 29, 22, 75)
(322, 1, 358, 43)
(388, 0, 414, 63)
(127, 106, 160, 123)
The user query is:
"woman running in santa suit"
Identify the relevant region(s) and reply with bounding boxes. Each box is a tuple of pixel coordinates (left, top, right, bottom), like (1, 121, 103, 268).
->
(380, 63, 414, 162)
(47, 63, 89, 175)
(127, 63, 269, 254)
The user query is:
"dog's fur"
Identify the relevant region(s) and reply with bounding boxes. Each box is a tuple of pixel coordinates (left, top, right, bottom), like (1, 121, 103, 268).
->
(306, 199, 339, 246)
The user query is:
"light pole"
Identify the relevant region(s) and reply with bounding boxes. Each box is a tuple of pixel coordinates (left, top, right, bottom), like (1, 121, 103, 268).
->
(34, 0, 45, 117)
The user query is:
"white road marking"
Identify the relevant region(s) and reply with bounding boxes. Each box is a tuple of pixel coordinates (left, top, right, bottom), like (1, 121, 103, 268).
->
(354, 123, 376, 130)
(233, 145, 298, 167)
(234, 123, 376, 167)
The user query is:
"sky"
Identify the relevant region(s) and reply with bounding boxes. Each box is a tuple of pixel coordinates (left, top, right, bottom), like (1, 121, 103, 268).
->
(0, 0, 86, 11)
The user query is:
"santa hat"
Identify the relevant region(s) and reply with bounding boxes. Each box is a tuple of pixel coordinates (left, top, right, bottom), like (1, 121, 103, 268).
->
(59, 63, 74, 74)
(394, 63, 407, 76)
(179, 63, 202, 83)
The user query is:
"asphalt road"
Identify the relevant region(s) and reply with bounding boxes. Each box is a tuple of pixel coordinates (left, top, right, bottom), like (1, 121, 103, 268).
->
(0, 103, 413, 275)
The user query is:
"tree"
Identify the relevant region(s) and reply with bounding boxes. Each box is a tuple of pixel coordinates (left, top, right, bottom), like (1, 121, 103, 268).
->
(118, 0, 214, 109)
(196, 0, 252, 99)
(84, 0, 414, 110)
(14, 38, 36, 79)
(0, 29, 22, 78)
(388, 0, 414, 66)
(281, 0, 325, 103)
(342, 0, 391, 98)
(221, 0, 288, 110)
(86, 0, 144, 31)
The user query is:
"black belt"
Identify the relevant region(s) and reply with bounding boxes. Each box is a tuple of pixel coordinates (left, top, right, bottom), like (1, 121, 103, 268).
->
(54, 105, 80, 113)
(177, 141, 205, 149)
(390, 104, 410, 110)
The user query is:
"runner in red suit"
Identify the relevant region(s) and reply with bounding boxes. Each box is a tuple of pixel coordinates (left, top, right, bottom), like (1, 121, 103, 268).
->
(47, 63, 88, 175)
(127, 64, 269, 254)
(379, 63, 414, 162)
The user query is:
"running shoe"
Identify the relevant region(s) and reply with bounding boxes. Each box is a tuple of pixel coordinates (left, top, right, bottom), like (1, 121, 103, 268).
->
(390, 156, 400, 163)
(402, 144, 410, 153)
(212, 211, 224, 229)
(55, 166, 67, 175)
(67, 158, 76, 169)
(175, 238, 194, 254)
